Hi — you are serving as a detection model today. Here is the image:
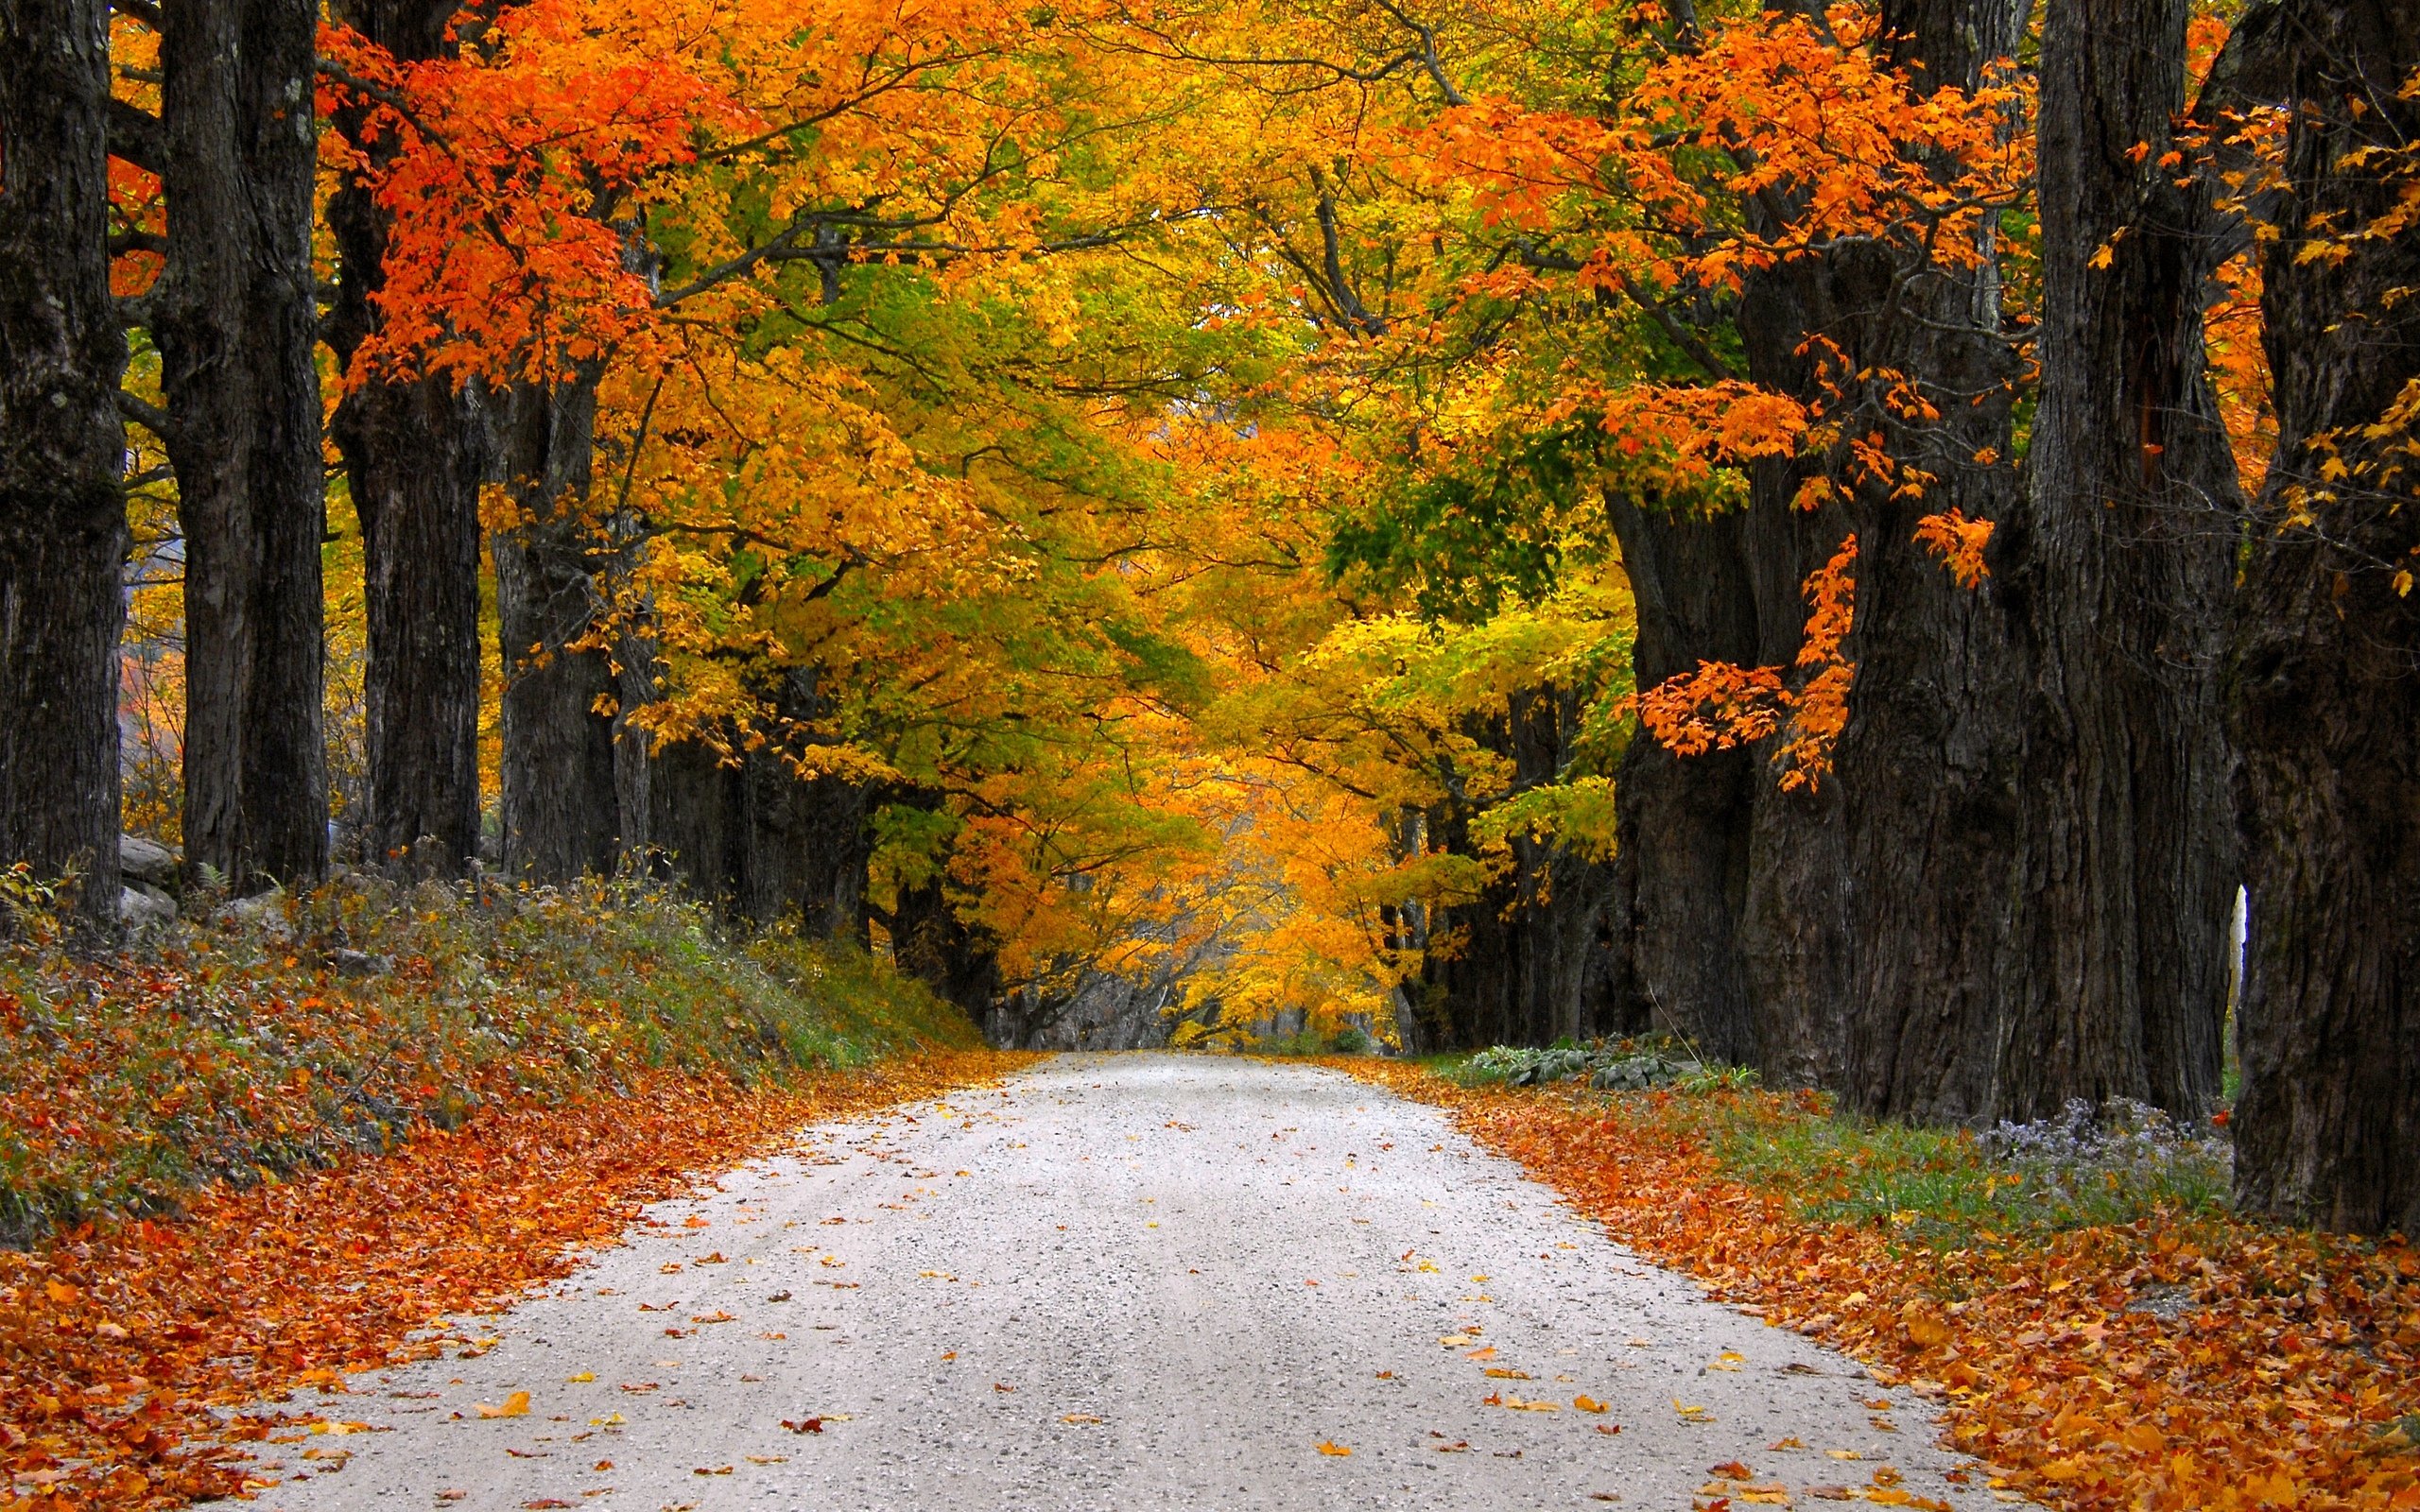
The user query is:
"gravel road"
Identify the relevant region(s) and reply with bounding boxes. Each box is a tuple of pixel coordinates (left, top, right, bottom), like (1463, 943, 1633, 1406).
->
(257, 1054, 1999, 1511)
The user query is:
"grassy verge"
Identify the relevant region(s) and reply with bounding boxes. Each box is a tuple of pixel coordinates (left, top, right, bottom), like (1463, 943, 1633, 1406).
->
(0, 872, 982, 1247)
(1338, 1055, 2420, 1512)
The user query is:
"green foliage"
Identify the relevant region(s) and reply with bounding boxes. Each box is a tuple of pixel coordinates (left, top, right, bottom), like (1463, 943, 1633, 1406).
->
(0, 875, 978, 1246)
(1451, 1036, 1740, 1091)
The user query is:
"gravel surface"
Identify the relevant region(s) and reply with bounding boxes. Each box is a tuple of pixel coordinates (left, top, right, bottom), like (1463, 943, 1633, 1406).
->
(257, 1054, 1998, 1511)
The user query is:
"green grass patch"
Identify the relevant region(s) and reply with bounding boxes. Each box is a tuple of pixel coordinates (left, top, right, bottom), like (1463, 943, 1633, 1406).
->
(1429, 1047, 2233, 1248)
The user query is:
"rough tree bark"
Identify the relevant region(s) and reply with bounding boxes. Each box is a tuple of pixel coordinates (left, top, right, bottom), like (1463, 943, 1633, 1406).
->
(326, 0, 486, 879)
(0, 0, 128, 925)
(155, 0, 328, 889)
(890, 868, 1002, 1016)
(1983, 0, 2240, 1122)
(1824, 0, 2037, 1121)
(494, 370, 627, 881)
(2225, 0, 2420, 1235)
(1604, 498, 1760, 1059)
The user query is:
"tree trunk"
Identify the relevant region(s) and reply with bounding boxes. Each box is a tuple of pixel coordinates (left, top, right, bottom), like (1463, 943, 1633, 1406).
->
(644, 668, 876, 939)
(0, 0, 127, 926)
(331, 381, 487, 874)
(2225, 0, 2420, 1235)
(891, 869, 1001, 1016)
(155, 0, 328, 890)
(1823, 0, 2036, 1121)
(494, 371, 626, 881)
(325, 0, 484, 879)
(1605, 497, 1759, 1059)
(1981, 0, 2240, 1122)
(1409, 687, 1619, 1050)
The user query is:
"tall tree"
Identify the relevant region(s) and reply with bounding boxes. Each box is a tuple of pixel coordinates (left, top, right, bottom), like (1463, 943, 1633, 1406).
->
(325, 0, 486, 878)
(1984, 0, 2240, 1121)
(0, 0, 128, 925)
(1824, 0, 2035, 1121)
(2226, 0, 2420, 1235)
(493, 369, 628, 881)
(155, 0, 328, 889)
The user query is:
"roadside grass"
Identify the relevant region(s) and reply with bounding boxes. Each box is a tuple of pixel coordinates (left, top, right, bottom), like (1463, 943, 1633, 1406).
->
(1343, 1056, 2420, 1512)
(1431, 1045, 2232, 1249)
(0, 871, 980, 1246)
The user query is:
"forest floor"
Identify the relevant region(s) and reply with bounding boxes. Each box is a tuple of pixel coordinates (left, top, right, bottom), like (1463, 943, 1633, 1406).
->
(223, 1055, 1987, 1512)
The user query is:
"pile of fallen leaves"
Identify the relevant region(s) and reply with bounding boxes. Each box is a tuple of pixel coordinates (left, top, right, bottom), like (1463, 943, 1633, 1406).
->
(1340, 1061, 2420, 1512)
(2, 1050, 1034, 1512)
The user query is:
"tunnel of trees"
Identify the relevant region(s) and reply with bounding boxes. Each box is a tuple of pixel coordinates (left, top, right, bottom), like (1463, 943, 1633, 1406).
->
(0, 0, 2412, 1234)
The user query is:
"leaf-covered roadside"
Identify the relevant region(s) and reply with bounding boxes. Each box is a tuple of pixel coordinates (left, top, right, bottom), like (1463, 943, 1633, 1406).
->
(1, 1050, 1033, 1512)
(1336, 1061, 2420, 1512)
(1, 874, 980, 1245)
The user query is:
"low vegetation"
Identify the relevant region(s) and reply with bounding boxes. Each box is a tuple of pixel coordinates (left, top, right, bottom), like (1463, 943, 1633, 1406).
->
(0, 869, 979, 1247)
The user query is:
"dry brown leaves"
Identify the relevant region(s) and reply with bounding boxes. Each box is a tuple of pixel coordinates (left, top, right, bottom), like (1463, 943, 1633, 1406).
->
(1340, 1060, 2420, 1512)
(1, 1051, 1035, 1512)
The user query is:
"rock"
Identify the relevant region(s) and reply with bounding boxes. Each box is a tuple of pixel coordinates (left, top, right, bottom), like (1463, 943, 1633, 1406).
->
(119, 834, 178, 888)
(332, 948, 395, 978)
(215, 890, 292, 938)
(119, 883, 178, 931)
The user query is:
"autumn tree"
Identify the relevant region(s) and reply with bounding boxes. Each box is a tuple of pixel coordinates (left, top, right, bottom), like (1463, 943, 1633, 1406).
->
(324, 0, 492, 879)
(2225, 0, 2420, 1235)
(0, 0, 129, 926)
(147, 0, 330, 890)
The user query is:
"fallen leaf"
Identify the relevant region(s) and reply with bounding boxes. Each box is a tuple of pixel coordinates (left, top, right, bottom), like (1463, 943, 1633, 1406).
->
(1062, 1414, 1103, 1424)
(781, 1418, 823, 1434)
(475, 1392, 531, 1419)
(1316, 1440, 1352, 1456)
(1574, 1396, 1609, 1414)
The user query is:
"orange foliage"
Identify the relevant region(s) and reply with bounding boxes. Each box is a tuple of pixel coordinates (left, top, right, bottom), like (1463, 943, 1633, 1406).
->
(1637, 535, 1858, 792)
(1913, 509, 1995, 590)
(1340, 1063, 2420, 1512)
(0, 1053, 1030, 1512)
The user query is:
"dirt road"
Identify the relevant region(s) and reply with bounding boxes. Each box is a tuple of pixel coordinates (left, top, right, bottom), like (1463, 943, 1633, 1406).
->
(259, 1054, 1995, 1511)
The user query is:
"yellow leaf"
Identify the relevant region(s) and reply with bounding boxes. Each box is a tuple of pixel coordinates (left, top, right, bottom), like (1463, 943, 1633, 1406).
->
(1062, 1414, 1103, 1424)
(1482, 1367, 1530, 1379)
(1316, 1441, 1352, 1456)
(1900, 1301, 1950, 1349)
(475, 1391, 531, 1419)
(1574, 1396, 1609, 1414)
(565, 1372, 596, 1383)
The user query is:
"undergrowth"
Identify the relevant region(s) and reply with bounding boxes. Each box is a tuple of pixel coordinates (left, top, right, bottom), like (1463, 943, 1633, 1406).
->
(0, 873, 979, 1246)
(1436, 1047, 2231, 1247)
